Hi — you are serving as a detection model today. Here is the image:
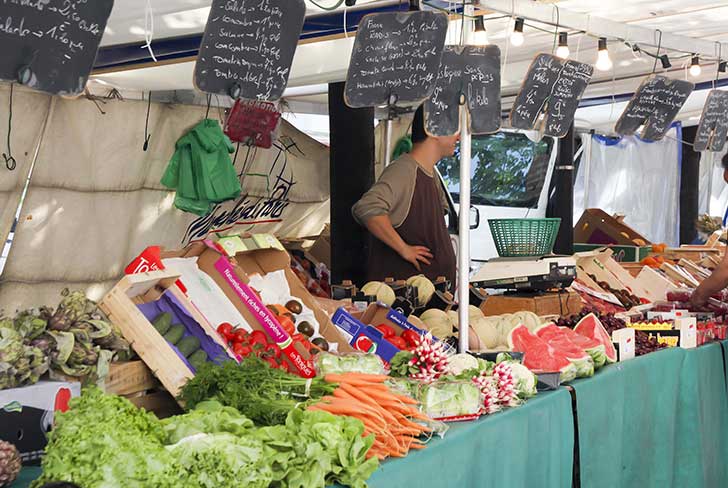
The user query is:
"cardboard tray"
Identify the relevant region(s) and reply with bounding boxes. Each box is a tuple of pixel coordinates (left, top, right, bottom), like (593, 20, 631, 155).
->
(574, 209, 651, 246)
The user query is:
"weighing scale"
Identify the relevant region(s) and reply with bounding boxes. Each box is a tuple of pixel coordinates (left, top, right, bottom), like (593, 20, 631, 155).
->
(470, 255, 577, 291)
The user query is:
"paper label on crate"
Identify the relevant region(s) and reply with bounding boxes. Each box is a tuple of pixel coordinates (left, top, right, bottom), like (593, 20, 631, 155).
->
(213, 257, 289, 344)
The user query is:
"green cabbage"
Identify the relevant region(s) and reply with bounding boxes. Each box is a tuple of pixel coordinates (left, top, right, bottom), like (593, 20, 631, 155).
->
(418, 380, 482, 418)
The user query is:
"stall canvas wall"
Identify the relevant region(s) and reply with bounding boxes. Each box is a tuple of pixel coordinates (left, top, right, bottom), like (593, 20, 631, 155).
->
(0, 83, 329, 311)
(573, 125, 681, 246)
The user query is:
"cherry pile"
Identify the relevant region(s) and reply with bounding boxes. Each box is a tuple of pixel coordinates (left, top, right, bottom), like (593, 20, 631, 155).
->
(556, 308, 667, 356)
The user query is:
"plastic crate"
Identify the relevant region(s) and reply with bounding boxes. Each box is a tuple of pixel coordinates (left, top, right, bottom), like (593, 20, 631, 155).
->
(488, 218, 561, 257)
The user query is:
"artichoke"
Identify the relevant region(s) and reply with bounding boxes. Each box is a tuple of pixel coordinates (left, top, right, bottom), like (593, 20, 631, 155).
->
(13, 310, 48, 340)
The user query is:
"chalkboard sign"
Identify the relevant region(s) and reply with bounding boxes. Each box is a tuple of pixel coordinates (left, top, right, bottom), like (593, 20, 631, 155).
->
(615, 75, 694, 141)
(0, 0, 114, 95)
(694, 90, 728, 152)
(344, 11, 448, 108)
(425, 45, 501, 136)
(510, 54, 593, 138)
(194, 0, 306, 101)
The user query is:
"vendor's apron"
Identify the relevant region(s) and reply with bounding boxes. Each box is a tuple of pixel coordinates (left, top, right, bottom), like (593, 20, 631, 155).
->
(367, 169, 456, 284)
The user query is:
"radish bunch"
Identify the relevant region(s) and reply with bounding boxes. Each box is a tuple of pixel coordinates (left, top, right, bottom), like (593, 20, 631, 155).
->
(472, 375, 501, 415)
(408, 333, 450, 384)
(493, 362, 518, 407)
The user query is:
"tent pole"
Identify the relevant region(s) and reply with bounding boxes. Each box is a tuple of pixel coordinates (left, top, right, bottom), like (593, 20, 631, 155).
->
(457, 5, 473, 354)
(384, 118, 393, 167)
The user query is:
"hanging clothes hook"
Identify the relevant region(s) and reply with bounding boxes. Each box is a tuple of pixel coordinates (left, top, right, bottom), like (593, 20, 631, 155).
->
(2, 83, 16, 171)
(143, 91, 152, 151)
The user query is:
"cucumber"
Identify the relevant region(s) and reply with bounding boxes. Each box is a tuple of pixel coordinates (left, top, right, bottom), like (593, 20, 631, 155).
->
(177, 336, 201, 357)
(151, 312, 172, 335)
(188, 349, 208, 370)
(163, 324, 185, 345)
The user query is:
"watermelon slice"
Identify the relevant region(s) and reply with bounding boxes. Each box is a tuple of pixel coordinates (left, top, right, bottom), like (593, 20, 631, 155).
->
(574, 313, 617, 364)
(508, 325, 577, 383)
(535, 324, 594, 378)
(558, 326, 608, 369)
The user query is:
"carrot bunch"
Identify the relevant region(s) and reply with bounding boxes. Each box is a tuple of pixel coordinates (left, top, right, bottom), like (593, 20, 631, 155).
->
(307, 373, 432, 461)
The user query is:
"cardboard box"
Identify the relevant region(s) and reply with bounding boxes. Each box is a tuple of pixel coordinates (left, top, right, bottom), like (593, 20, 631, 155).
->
(633, 266, 680, 302)
(331, 302, 432, 362)
(331, 308, 401, 362)
(574, 209, 651, 246)
(0, 381, 81, 465)
(163, 237, 354, 376)
(574, 243, 651, 263)
(480, 291, 583, 317)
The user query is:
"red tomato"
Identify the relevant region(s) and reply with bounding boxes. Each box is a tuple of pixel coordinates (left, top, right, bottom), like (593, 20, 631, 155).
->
(264, 357, 280, 369)
(375, 324, 396, 339)
(401, 330, 421, 347)
(388, 336, 408, 350)
(232, 343, 252, 357)
(264, 343, 282, 359)
(249, 330, 269, 347)
(217, 323, 233, 340)
(232, 328, 249, 344)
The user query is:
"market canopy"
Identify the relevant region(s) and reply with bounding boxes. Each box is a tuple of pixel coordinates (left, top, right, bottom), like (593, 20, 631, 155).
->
(86, 0, 728, 131)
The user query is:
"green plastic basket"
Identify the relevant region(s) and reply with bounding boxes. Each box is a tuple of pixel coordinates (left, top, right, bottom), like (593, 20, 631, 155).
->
(488, 218, 561, 257)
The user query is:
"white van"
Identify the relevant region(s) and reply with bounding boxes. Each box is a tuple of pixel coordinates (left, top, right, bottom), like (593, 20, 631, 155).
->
(439, 130, 559, 265)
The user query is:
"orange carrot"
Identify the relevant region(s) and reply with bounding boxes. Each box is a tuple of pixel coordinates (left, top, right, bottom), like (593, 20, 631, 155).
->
(324, 373, 389, 383)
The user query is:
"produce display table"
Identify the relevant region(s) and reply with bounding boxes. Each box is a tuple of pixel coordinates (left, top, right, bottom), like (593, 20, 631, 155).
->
(365, 389, 574, 488)
(571, 344, 728, 488)
(9, 466, 40, 488)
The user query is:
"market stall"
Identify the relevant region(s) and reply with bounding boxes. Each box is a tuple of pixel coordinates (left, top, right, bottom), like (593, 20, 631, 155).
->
(3, 0, 728, 488)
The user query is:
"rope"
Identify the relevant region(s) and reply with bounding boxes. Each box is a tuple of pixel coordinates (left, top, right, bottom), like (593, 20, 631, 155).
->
(143, 91, 152, 151)
(2, 83, 16, 171)
(142, 0, 158, 63)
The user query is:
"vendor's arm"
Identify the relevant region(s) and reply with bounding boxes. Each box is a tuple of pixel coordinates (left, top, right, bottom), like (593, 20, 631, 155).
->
(352, 158, 433, 270)
(692, 249, 728, 306)
(364, 215, 433, 271)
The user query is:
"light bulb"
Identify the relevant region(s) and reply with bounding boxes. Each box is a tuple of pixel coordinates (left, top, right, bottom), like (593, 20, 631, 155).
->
(511, 17, 525, 47)
(473, 30, 489, 46)
(595, 37, 612, 71)
(473, 17, 488, 46)
(556, 32, 569, 59)
(511, 31, 524, 47)
(689, 56, 701, 77)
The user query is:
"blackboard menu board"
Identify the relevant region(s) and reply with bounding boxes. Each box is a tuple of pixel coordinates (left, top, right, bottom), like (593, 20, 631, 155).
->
(425, 45, 501, 136)
(194, 0, 306, 101)
(510, 54, 593, 138)
(0, 0, 114, 95)
(694, 90, 728, 152)
(615, 75, 694, 141)
(344, 11, 448, 108)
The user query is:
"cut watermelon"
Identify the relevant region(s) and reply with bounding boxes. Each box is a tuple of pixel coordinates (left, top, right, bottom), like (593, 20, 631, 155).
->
(574, 313, 617, 364)
(508, 325, 577, 383)
(535, 324, 594, 377)
(558, 326, 608, 369)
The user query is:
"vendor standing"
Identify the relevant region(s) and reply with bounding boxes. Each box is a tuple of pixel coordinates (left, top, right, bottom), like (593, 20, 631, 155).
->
(352, 106, 458, 284)
(692, 153, 728, 307)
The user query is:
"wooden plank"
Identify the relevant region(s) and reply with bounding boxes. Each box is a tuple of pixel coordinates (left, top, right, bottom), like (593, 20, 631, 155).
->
(660, 263, 700, 288)
(104, 361, 157, 396)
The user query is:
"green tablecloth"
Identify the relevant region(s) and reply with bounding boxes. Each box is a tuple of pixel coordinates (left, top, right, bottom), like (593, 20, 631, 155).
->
(366, 389, 574, 488)
(9, 466, 40, 488)
(16, 391, 573, 488)
(572, 344, 728, 488)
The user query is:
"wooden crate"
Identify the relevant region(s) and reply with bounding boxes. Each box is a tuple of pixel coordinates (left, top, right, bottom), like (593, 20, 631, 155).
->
(480, 291, 583, 317)
(104, 361, 158, 396)
(634, 266, 680, 302)
(100, 270, 235, 399)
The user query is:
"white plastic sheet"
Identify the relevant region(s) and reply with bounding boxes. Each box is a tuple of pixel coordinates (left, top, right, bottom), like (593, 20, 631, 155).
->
(698, 148, 728, 220)
(574, 125, 682, 245)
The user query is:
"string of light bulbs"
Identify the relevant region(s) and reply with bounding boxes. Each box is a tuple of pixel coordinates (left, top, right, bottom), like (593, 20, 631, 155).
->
(470, 14, 725, 79)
